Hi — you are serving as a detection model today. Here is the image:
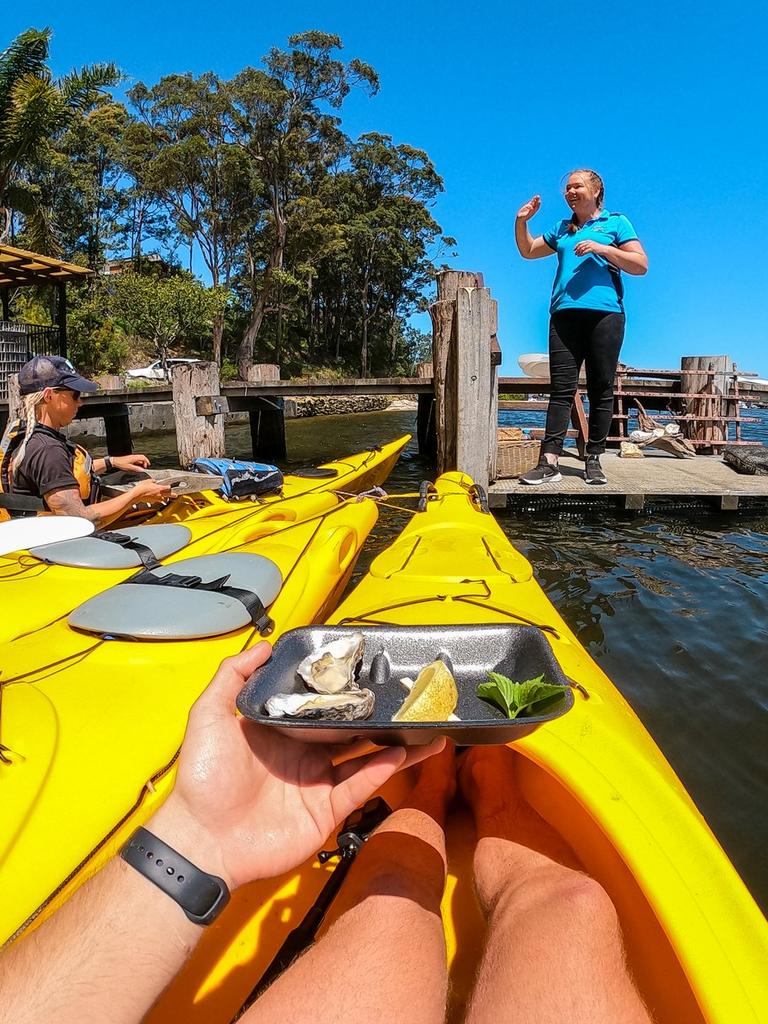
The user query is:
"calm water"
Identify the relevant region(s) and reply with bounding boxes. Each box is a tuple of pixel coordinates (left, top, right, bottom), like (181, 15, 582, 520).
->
(100, 408, 768, 914)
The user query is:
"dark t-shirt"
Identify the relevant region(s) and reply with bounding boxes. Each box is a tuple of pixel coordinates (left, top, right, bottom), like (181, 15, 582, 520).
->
(12, 425, 81, 509)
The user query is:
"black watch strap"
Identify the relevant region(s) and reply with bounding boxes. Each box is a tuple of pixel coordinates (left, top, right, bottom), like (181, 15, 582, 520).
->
(121, 827, 230, 925)
(104, 456, 114, 473)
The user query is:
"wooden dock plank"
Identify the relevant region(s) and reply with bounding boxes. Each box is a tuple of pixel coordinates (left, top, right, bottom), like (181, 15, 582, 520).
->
(489, 451, 768, 508)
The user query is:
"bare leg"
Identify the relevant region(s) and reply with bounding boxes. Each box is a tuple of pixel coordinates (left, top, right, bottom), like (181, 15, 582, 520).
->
(244, 744, 456, 1024)
(459, 746, 652, 1024)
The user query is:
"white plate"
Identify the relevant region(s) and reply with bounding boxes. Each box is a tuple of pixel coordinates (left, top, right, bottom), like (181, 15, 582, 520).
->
(0, 516, 95, 556)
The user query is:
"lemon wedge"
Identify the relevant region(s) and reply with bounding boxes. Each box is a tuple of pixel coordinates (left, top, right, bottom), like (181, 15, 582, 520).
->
(392, 660, 458, 722)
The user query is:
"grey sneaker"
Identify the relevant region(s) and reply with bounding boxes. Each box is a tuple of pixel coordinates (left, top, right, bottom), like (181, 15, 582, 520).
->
(584, 455, 607, 485)
(520, 460, 562, 485)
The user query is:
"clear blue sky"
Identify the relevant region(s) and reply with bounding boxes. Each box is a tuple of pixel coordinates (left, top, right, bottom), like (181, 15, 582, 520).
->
(6, 1, 768, 376)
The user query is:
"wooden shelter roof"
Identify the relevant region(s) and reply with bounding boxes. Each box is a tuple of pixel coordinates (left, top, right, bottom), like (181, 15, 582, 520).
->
(0, 244, 93, 287)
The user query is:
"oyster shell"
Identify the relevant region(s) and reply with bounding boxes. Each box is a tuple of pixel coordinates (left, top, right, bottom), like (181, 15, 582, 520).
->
(297, 633, 365, 694)
(264, 688, 375, 721)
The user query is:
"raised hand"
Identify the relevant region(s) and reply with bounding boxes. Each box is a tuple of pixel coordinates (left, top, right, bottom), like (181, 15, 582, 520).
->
(157, 644, 445, 889)
(516, 195, 541, 221)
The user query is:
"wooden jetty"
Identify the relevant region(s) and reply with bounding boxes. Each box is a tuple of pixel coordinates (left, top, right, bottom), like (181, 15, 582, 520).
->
(0, 368, 432, 465)
(487, 450, 768, 512)
(421, 270, 768, 512)
(2, 266, 767, 512)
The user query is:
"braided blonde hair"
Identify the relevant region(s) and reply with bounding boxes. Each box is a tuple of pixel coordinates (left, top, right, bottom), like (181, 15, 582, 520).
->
(12, 390, 46, 472)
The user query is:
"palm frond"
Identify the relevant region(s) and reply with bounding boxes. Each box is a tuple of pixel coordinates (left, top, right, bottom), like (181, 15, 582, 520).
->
(3, 178, 42, 214)
(0, 74, 65, 170)
(0, 28, 51, 121)
(57, 63, 122, 111)
(0, 179, 59, 253)
(19, 200, 60, 256)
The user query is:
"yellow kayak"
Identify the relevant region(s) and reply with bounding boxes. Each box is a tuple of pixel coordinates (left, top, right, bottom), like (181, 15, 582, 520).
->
(0, 436, 409, 644)
(132, 434, 410, 526)
(147, 472, 767, 1024)
(0, 496, 378, 944)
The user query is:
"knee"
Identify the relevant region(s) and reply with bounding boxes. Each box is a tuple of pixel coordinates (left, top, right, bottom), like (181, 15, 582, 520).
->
(499, 869, 618, 932)
(561, 873, 616, 913)
(347, 861, 446, 909)
(543, 872, 619, 934)
(587, 376, 614, 399)
(549, 383, 577, 403)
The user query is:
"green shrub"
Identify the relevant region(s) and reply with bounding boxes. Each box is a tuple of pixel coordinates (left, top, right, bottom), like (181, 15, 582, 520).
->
(220, 357, 239, 381)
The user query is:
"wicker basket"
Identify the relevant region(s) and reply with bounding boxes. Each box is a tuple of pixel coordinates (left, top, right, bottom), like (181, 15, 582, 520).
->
(496, 431, 541, 478)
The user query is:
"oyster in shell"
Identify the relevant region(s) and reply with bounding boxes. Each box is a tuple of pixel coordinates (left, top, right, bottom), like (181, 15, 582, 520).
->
(297, 633, 365, 694)
(264, 688, 375, 722)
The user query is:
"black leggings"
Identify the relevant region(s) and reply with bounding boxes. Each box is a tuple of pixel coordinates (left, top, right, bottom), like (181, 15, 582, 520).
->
(542, 309, 625, 457)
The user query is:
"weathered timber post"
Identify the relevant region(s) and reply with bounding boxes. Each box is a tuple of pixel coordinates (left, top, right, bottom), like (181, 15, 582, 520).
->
(680, 355, 732, 453)
(429, 271, 497, 488)
(488, 299, 500, 482)
(430, 271, 485, 474)
(429, 295, 456, 472)
(416, 361, 436, 459)
(7, 372, 21, 421)
(245, 364, 280, 384)
(172, 361, 226, 467)
(243, 364, 286, 462)
(455, 286, 492, 489)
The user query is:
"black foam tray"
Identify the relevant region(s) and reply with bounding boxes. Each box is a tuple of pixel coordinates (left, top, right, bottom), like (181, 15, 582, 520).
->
(237, 624, 574, 746)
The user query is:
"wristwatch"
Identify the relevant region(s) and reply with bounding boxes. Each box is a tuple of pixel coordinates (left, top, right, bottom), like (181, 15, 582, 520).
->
(121, 827, 230, 925)
(104, 456, 114, 473)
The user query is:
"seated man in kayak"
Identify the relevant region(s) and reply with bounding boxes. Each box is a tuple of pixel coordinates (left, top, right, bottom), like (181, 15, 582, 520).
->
(2, 355, 172, 527)
(0, 645, 651, 1024)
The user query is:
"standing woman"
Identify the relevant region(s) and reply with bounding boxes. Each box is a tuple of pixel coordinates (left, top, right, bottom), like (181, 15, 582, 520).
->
(515, 170, 648, 484)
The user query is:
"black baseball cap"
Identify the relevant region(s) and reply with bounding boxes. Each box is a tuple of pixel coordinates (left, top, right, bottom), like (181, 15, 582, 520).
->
(18, 356, 100, 397)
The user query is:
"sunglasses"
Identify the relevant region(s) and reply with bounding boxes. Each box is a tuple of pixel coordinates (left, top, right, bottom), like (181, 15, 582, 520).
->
(54, 388, 82, 401)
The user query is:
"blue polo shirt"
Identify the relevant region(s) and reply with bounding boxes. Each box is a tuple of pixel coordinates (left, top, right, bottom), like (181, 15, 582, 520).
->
(542, 211, 639, 314)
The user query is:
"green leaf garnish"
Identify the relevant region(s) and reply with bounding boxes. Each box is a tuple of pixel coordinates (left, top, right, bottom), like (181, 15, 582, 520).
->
(476, 672, 568, 719)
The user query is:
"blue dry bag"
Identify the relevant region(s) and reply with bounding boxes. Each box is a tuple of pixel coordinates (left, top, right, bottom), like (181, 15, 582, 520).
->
(192, 458, 284, 499)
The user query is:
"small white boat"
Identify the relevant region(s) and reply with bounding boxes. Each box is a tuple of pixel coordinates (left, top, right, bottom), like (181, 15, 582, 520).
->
(518, 353, 550, 378)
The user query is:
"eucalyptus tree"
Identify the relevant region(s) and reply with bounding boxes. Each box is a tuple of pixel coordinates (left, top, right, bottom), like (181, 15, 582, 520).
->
(0, 27, 120, 250)
(304, 133, 453, 375)
(344, 133, 449, 376)
(228, 31, 379, 376)
(126, 72, 254, 363)
(40, 98, 129, 271)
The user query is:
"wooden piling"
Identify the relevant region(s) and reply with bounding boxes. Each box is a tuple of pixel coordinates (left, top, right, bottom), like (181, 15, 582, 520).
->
(103, 406, 133, 456)
(246, 397, 287, 462)
(680, 355, 732, 453)
(455, 286, 492, 488)
(172, 361, 226, 468)
(429, 294, 457, 473)
(488, 299, 500, 482)
(416, 361, 436, 458)
(237, 364, 286, 461)
(7, 373, 21, 421)
(245, 364, 280, 384)
(432, 271, 487, 475)
(429, 271, 499, 489)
